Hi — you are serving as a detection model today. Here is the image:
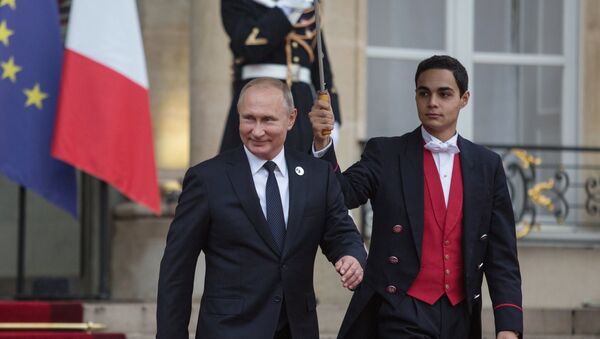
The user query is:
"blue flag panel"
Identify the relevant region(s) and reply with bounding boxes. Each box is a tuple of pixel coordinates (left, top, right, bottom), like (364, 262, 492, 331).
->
(0, 0, 77, 216)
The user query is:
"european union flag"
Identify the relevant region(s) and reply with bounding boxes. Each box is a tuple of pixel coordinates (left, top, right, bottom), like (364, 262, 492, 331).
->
(0, 0, 77, 216)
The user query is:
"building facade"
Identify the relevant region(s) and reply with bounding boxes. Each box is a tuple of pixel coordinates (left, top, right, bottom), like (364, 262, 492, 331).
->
(2, 0, 600, 336)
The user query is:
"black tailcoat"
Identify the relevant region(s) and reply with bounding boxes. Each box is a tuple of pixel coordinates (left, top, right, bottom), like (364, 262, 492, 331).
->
(322, 127, 523, 339)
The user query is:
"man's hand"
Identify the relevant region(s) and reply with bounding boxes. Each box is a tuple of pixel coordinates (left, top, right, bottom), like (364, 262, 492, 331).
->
(334, 255, 363, 290)
(308, 97, 334, 151)
(497, 331, 519, 339)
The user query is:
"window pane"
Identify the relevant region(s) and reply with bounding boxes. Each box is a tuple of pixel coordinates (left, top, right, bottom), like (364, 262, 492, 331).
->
(473, 64, 562, 145)
(0, 174, 81, 297)
(26, 190, 81, 278)
(367, 59, 421, 138)
(368, 0, 445, 50)
(474, 0, 563, 54)
(0, 176, 18, 294)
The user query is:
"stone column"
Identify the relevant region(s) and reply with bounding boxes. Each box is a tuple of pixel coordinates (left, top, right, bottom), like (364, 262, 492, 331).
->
(189, 0, 231, 165)
(324, 0, 368, 170)
(138, 0, 191, 177)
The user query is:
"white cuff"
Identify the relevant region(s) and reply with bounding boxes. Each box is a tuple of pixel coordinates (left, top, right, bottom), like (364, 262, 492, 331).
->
(331, 122, 340, 147)
(312, 138, 333, 158)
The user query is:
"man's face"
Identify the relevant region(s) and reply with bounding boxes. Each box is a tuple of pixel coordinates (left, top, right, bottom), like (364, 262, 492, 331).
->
(238, 86, 297, 160)
(415, 69, 469, 139)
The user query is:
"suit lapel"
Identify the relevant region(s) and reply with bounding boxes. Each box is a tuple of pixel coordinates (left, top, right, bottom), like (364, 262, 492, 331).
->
(458, 137, 483, 272)
(282, 150, 307, 258)
(226, 148, 281, 256)
(400, 128, 425, 260)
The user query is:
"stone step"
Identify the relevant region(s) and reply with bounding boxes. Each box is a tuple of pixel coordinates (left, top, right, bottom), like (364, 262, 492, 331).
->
(117, 333, 600, 339)
(84, 302, 600, 338)
(83, 302, 347, 336)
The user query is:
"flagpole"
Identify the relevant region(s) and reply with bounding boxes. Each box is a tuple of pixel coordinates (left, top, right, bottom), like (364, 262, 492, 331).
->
(98, 181, 109, 299)
(17, 185, 26, 297)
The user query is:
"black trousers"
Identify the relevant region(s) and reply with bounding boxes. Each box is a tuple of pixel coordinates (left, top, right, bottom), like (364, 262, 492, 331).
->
(274, 324, 292, 339)
(377, 295, 470, 339)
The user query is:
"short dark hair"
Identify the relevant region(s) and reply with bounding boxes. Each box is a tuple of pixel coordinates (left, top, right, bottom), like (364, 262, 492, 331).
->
(237, 77, 294, 115)
(415, 55, 468, 96)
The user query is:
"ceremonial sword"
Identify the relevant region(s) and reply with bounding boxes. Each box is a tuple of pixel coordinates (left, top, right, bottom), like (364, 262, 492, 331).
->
(314, 0, 332, 136)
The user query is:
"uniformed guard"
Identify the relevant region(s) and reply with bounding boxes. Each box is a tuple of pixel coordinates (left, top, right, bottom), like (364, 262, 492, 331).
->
(220, 0, 341, 153)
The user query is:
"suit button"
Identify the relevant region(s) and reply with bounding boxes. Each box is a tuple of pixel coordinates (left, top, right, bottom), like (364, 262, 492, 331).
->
(477, 262, 484, 270)
(392, 225, 403, 233)
(444, 254, 449, 261)
(480, 234, 488, 241)
(273, 296, 282, 303)
(293, 56, 300, 63)
(388, 256, 399, 264)
(386, 285, 397, 294)
(443, 239, 450, 246)
(445, 284, 450, 290)
(281, 264, 288, 271)
(292, 41, 299, 48)
(445, 269, 451, 275)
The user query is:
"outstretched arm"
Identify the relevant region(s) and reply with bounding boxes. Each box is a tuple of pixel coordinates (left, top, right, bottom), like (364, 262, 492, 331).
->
(309, 99, 383, 209)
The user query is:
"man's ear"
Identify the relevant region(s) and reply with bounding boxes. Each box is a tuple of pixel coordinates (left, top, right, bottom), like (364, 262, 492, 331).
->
(288, 108, 298, 130)
(460, 90, 470, 109)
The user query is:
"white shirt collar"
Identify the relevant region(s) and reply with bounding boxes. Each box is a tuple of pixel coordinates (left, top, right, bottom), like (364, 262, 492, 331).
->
(244, 146, 288, 177)
(421, 126, 459, 148)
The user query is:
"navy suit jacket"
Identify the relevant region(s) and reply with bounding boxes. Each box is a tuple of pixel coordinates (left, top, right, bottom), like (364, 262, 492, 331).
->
(323, 127, 523, 339)
(156, 147, 366, 339)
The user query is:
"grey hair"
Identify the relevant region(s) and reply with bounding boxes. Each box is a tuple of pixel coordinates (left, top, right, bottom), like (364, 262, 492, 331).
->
(237, 77, 295, 115)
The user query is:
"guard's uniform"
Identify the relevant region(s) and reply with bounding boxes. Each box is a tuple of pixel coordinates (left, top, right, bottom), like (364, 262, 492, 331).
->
(220, 0, 341, 153)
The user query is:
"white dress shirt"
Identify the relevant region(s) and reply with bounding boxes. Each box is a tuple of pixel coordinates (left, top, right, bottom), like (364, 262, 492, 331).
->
(421, 127, 460, 207)
(244, 146, 290, 226)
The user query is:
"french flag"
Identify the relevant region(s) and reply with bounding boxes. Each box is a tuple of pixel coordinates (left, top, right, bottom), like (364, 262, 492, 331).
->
(52, 0, 161, 214)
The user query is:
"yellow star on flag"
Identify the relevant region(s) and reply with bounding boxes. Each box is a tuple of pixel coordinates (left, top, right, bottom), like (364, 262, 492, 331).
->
(0, 20, 14, 46)
(23, 83, 48, 110)
(1, 56, 22, 82)
(0, 0, 16, 10)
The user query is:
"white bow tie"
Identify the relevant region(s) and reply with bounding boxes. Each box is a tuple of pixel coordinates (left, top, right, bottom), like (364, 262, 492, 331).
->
(424, 140, 460, 154)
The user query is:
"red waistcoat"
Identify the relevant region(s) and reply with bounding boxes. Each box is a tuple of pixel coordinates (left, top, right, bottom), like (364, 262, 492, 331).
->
(406, 150, 465, 306)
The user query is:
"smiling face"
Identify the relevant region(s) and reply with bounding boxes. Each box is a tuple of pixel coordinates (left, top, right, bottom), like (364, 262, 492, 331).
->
(238, 84, 297, 160)
(415, 68, 470, 141)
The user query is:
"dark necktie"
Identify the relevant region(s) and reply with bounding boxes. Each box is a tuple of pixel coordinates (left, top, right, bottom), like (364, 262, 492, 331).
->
(264, 161, 286, 250)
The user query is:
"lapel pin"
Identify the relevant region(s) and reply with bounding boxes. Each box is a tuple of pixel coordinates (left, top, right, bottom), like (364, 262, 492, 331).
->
(295, 166, 304, 176)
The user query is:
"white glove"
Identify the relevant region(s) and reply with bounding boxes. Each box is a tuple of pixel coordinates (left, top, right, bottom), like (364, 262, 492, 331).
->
(277, 0, 314, 24)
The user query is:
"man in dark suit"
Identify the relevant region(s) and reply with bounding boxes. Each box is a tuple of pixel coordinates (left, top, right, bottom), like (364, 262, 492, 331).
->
(219, 0, 342, 153)
(157, 77, 367, 339)
(309, 55, 523, 339)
